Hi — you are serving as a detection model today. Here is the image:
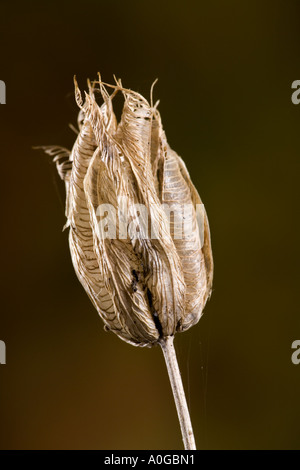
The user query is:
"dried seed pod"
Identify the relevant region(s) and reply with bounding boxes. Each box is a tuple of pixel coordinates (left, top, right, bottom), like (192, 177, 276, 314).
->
(43, 75, 213, 449)
(47, 77, 213, 346)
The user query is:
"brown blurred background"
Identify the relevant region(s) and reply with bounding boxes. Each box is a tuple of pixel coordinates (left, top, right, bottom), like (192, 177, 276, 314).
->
(0, 0, 300, 449)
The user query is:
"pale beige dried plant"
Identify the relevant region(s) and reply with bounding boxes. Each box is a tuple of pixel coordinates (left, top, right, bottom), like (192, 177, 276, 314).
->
(40, 75, 213, 450)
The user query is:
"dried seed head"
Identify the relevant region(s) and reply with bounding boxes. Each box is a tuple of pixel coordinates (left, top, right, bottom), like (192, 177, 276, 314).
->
(48, 76, 213, 347)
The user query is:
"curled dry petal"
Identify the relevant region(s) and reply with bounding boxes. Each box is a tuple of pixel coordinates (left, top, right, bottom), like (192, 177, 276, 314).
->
(47, 76, 213, 347)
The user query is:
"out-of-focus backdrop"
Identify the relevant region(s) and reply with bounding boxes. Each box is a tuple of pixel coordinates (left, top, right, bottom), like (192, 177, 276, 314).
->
(0, 0, 300, 450)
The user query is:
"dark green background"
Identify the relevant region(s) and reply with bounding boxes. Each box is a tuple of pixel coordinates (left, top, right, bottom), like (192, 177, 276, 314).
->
(0, 0, 300, 449)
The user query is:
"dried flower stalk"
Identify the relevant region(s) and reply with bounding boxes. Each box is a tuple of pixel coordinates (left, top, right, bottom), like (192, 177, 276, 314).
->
(41, 75, 213, 450)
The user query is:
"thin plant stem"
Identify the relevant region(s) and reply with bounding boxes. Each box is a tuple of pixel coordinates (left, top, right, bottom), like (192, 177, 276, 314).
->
(159, 335, 196, 450)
